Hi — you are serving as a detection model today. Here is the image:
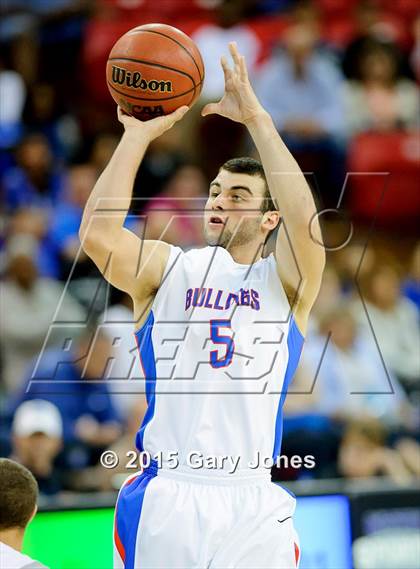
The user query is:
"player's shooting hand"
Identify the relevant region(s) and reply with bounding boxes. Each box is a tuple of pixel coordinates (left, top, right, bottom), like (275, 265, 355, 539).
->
(117, 105, 189, 143)
(201, 42, 267, 125)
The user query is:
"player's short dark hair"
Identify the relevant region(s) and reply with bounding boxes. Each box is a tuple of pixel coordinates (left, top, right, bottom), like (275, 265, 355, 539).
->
(0, 459, 38, 530)
(220, 157, 277, 214)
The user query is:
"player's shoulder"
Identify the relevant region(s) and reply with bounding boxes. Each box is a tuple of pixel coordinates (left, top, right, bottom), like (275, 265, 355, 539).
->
(0, 542, 49, 569)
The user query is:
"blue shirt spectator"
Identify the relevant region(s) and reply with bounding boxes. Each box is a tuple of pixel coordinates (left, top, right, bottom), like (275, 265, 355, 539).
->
(403, 280, 420, 312)
(2, 133, 65, 213)
(11, 333, 122, 446)
(302, 306, 413, 429)
(402, 244, 420, 312)
(45, 163, 140, 280)
(255, 24, 344, 138)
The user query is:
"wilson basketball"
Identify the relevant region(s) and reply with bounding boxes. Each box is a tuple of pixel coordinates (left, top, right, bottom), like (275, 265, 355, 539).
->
(106, 23, 205, 121)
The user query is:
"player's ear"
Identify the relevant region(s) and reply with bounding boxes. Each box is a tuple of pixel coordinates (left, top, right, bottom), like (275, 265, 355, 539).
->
(28, 504, 38, 524)
(262, 210, 280, 230)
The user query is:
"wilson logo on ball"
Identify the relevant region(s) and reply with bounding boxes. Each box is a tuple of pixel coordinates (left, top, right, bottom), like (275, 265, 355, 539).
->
(111, 65, 173, 93)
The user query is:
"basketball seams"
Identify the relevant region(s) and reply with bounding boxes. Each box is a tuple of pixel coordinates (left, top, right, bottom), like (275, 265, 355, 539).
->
(107, 80, 203, 102)
(127, 28, 204, 83)
(187, 86, 197, 107)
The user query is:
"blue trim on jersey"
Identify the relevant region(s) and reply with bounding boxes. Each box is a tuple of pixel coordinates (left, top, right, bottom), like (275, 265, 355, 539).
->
(134, 311, 157, 452)
(272, 317, 305, 459)
(278, 483, 296, 500)
(116, 464, 157, 568)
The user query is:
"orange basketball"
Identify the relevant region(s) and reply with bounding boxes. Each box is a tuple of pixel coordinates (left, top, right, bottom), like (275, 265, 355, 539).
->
(106, 23, 205, 121)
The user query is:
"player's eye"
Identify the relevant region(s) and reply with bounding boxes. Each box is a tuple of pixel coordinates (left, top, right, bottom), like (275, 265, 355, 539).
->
(232, 195, 242, 201)
(210, 191, 220, 198)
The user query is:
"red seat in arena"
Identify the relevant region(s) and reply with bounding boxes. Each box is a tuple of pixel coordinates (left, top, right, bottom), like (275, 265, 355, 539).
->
(347, 131, 420, 226)
(376, 0, 420, 21)
(315, 0, 359, 18)
(97, 0, 215, 22)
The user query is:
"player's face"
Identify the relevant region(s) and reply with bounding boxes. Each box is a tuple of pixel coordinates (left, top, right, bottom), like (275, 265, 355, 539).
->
(203, 170, 267, 248)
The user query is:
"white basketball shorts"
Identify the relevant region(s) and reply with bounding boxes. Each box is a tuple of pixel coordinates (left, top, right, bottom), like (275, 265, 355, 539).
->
(113, 463, 300, 569)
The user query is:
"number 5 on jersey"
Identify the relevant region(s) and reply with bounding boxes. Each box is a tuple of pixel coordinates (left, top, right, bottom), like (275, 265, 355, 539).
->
(210, 319, 235, 368)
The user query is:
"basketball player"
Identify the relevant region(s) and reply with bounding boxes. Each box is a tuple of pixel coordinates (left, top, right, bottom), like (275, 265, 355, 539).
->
(80, 43, 325, 568)
(0, 459, 48, 568)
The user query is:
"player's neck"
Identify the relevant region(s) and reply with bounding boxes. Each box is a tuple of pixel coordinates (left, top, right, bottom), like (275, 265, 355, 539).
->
(0, 527, 25, 552)
(225, 241, 265, 265)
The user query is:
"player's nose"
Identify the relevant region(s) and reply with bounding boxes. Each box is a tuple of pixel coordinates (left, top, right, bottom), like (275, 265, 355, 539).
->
(211, 193, 225, 210)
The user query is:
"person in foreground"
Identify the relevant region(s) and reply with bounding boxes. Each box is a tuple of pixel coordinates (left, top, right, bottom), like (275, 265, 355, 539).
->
(80, 43, 325, 569)
(0, 458, 48, 569)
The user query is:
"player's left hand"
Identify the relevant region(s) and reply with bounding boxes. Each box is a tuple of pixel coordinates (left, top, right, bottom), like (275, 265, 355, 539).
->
(201, 42, 267, 125)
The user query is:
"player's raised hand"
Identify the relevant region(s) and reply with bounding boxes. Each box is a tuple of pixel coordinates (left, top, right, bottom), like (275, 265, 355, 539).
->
(117, 104, 189, 142)
(201, 42, 266, 125)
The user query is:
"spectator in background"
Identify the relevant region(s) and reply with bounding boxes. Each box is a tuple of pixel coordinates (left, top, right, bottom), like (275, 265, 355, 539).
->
(334, 242, 376, 294)
(0, 55, 26, 149)
(100, 290, 144, 417)
(90, 132, 119, 174)
(394, 437, 420, 479)
(402, 243, 420, 311)
(303, 305, 413, 428)
(247, 0, 293, 16)
(2, 133, 65, 213)
(48, 163, 97, 280)
(255, 22, 345, 204)
(307, 265, 343, 333)
(22, 83, 81, 160)
(352, 264, 420, 391)
(134, 123, 187, 205)
(410, 14, 420, 82)
(10, 400, 63, 496)
(343, 41, 419, 135)
(0, 8, 38, 86)
(342, 0, 414, 79)
(338, 419, 412, 485)
(46, 161, 137, 309)
(189, 2, 260, 177)
(256, 23, 344, 140)
(193, 1, 260, 101)
(143, 164, 207, 249)
(71, 396, 147, 492)
(12, 326, 122, 467)
(7, 207, 46, 242)
(0, 458, 48, 569)
(0, 234, 85, 397)
(279, 362, 340, 480)
(5, 208, 52, 275)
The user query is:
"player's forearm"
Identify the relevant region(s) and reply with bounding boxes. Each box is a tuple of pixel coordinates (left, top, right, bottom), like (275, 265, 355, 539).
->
(247, 111, 325, 281)
(80, 132, 148, 248)
(246, 112, 318, 228)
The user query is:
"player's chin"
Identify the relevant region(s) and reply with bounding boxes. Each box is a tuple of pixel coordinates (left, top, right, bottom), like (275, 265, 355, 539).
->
(204, 227, 227, 247)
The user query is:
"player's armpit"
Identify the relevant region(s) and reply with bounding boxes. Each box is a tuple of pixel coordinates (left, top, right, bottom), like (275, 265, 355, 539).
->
(274, 227, 325, 336)
(282, 279, 320, 337)
(82, 227, 171, 301)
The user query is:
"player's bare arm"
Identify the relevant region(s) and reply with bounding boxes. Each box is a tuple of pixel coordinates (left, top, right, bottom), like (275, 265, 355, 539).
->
(202, 43, 325, 334)
(79, 105, 188, 315)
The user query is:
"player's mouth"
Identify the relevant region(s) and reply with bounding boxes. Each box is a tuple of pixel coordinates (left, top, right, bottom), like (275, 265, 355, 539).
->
(208, 215, 225, 227)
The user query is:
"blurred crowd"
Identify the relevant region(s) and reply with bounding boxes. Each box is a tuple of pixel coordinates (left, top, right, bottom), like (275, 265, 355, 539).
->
(0, 0, 419, 497)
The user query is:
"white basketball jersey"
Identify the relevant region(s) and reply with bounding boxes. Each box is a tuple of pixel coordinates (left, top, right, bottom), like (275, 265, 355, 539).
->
(135, 245, 304, 472)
